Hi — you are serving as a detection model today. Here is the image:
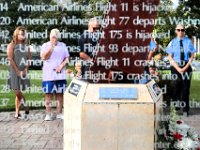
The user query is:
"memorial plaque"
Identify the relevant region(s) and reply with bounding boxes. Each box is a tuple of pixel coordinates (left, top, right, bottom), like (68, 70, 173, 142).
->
(68, 82, 82, 96)
(99, 87, 137, 99)
(152, 82, 162, 97)
(64, 79, 163, 150)
(147, 80, 162, 102)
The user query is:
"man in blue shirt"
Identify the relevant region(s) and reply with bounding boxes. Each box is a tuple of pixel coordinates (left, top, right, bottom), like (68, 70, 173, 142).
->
(166, 24, 196, 116)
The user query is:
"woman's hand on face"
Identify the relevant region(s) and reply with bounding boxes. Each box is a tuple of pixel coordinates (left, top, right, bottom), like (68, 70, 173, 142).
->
(51, 43, 56, 47)
(50, 37, 57, 46)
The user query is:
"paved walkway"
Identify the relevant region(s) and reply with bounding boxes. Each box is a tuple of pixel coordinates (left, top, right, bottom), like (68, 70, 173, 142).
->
(0, 110, 63, 150)
(0, 108, 200, 150)
(180, 108, 200, 135)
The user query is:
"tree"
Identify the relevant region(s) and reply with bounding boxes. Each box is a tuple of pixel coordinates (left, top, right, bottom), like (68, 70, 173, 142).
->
(153, 0, 175, 48)
(177, 0, 200, 38)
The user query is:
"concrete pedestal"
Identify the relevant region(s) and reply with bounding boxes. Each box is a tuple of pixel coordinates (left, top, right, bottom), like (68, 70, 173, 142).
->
(64, 79, 163, 150)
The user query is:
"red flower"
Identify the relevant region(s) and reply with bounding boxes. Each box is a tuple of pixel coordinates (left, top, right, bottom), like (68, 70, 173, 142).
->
(176, 120, 183, 124)
(173, 132, 183, 141)
(197, 147, 200, 150)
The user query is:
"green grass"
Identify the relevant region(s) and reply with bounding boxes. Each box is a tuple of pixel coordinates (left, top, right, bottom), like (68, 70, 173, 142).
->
(1, 64, 200, 111)
(159, 70, 200, 101)
(190, 72, 200, 101)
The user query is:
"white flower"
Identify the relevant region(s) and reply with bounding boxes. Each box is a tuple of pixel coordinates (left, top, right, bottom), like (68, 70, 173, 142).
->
(175, 138, 195, 149)
(175, 123, 190, 131)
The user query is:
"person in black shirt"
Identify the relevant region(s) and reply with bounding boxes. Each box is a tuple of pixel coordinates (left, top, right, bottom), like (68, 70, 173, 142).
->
(78, 17, 100, 78)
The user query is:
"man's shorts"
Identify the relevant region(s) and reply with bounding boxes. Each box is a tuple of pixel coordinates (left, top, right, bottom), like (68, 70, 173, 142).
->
(42, 80, 67, 94)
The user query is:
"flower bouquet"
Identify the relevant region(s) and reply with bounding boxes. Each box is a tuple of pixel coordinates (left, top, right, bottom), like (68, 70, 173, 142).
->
(164, 107, 200, 150)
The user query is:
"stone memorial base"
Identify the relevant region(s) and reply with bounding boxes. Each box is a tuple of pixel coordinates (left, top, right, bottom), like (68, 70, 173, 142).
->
(64, 79, 163, 150)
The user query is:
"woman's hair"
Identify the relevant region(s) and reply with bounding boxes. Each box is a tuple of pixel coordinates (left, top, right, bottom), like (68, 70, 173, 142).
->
(50, 28, 61, 39)
(11, 26, 27, 44)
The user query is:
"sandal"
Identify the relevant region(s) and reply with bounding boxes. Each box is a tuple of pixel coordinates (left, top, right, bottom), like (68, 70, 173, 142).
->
(14, 114, 21, 119)
(20, 98, 30, 115)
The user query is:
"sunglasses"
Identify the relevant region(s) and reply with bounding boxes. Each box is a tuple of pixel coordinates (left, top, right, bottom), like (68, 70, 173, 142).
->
(93, 27, 100, 31)
(176, 29, 185, 32)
